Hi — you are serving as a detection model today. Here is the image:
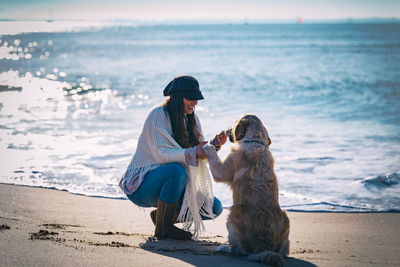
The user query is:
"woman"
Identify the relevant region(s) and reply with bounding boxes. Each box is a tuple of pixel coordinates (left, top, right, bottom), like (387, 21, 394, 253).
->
(119, 75, 227, 240)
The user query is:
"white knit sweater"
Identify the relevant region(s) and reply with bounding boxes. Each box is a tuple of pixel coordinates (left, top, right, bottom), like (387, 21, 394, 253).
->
(123, 105, 215, 237)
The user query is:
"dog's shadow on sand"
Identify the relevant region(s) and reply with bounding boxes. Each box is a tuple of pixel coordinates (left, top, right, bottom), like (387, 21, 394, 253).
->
(140, 237, 317, 267)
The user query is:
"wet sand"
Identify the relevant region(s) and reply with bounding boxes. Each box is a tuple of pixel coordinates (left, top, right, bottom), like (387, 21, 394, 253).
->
(0, 183, 399, 266)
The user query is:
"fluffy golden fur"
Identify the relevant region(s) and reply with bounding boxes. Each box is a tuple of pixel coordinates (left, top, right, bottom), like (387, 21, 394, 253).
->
(203, 114, 290, 267)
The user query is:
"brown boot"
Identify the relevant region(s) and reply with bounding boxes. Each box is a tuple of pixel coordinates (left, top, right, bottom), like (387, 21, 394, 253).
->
(150, 209, 157, 225)
(150, 209, 179, 226)
(154, 199, 192, 240)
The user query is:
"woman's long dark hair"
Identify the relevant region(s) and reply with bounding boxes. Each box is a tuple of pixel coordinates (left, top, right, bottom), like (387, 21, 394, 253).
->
(163, 96, 202, 148)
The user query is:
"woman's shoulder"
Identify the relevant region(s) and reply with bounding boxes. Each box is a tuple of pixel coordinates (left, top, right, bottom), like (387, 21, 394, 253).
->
(146, 104, 168, 124)
(148, 104, 167, 116)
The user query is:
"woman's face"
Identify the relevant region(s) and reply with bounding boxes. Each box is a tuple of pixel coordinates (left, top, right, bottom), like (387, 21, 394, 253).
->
(183, 97, 198, 114)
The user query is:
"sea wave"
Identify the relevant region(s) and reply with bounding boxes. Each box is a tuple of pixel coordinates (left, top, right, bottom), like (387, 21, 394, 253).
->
(0, 21, 120, 35)
(282, 201, 400, 213)
(362, 172, 400, 187)
(1, 23, 400, 213)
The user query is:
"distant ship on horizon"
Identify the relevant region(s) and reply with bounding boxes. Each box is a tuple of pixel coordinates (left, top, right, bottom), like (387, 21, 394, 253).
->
(46, 8, 53, 22)
(297, 17, 303, 24)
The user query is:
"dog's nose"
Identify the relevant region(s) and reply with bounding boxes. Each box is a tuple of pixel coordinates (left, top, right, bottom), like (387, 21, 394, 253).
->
(268, 137, 272, 146)
(225, 128, 234, 142)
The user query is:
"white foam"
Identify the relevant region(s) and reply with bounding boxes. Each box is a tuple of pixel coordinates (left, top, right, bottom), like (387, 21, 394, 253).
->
(0, 21, 117, 35)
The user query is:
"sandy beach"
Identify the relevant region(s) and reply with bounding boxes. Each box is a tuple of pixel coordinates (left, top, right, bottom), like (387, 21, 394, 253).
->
(0, 183, 399, 267)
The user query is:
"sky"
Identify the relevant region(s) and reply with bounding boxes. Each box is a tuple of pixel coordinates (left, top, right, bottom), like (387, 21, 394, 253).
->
(0, 0, 399, 21)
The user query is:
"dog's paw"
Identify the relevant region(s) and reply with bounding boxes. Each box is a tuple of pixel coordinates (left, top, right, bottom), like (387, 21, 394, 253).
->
(217, 244, 231, 253)
(261, 252, 284, 267)
(247, 251, 284, 266)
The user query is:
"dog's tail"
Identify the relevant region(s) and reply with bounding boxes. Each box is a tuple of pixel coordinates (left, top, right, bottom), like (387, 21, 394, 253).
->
(247, 250, 284, 267)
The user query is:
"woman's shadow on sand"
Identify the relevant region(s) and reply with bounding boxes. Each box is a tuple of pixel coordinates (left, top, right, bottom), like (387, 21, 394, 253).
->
(140, 237, 316, 267)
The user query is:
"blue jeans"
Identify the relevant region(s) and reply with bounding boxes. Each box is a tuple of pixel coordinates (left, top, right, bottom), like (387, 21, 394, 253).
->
(127, 163, 223, 220)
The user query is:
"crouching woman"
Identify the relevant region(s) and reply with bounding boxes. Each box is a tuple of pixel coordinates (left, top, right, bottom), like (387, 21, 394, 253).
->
(119, 75, 226, 240)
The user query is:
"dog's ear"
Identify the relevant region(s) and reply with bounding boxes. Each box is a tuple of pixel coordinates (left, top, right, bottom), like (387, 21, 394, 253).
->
(234, 117, 249, 141)
(262, 125, 272, 146)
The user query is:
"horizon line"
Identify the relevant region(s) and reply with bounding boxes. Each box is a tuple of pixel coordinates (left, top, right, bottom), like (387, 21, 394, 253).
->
(1, 17, 399, 24)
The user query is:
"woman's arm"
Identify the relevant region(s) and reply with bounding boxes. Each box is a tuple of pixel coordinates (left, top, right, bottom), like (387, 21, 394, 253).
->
(145, 107, 187, 164)
(144, 107, 208, 165)
(210, 131, 227, 151)
(184, 141, 207, 166)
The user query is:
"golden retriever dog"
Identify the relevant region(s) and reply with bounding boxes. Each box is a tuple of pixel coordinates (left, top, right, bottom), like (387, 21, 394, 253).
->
(203, 114, 290, 267)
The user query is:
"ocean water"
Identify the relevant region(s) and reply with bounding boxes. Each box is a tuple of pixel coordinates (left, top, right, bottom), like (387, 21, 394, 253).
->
(0, 21, 399, 212)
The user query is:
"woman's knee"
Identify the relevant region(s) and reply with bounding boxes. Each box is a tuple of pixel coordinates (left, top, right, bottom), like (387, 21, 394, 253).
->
(159, 163, 188, 203)
(201, 197, 223, 220)
(164, 163, 187, 183)
(212, 197, 223, 217)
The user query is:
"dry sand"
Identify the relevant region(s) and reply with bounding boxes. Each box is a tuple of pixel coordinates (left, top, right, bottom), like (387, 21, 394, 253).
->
(0, 183, 399, 266)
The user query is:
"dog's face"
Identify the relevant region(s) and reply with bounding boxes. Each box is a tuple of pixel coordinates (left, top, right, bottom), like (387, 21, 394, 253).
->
(225, 114, 271, 146)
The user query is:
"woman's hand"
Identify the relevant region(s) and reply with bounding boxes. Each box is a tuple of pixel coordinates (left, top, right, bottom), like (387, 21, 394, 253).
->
(196, 141, 208, 160)
(212, 132, 227, 149)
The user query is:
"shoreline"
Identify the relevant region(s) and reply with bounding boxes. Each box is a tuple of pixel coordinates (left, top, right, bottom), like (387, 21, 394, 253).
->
(3, 182, 398, 213)
(1, 183, 399, 266)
